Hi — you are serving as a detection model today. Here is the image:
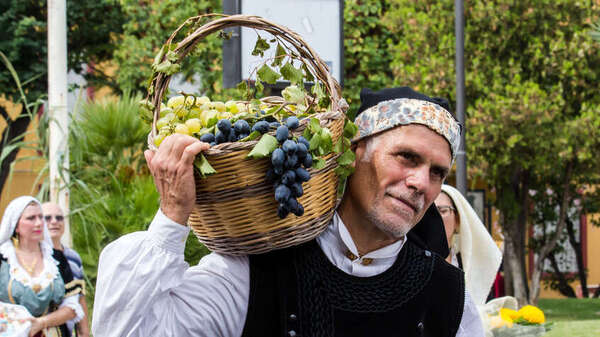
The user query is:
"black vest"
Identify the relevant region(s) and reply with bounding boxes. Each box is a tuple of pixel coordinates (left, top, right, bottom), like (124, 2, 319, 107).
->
(242, 240, 465, 337)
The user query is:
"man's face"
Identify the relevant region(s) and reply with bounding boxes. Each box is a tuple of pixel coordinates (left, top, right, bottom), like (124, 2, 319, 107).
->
(42, 202, 65, 240)
(347, 124, 452, 238)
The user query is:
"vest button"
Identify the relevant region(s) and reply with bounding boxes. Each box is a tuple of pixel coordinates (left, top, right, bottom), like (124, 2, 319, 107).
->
(288, 313, 297, 321)
(287, 330, 297, 337)
(424, 250, 431, 257)
(417, 322, 424, 332)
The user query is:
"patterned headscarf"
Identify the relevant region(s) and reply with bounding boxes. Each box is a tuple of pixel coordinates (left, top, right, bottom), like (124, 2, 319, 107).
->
(353, 87, 461, 161)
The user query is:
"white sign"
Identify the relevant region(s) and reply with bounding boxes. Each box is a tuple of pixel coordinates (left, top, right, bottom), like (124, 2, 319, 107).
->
(240, 0, 342, 84)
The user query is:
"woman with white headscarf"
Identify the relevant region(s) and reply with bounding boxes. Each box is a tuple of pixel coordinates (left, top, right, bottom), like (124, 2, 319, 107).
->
(434, 185, 503, 306)
(0, 196, 84, 337)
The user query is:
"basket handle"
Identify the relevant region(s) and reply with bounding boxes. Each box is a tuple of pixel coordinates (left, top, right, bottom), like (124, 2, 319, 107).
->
(149, 14, 345, 137)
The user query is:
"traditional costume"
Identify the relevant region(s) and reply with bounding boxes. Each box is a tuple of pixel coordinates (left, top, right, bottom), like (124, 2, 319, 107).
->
(93, 87, 484, 337)
(0, 196, 84, 337)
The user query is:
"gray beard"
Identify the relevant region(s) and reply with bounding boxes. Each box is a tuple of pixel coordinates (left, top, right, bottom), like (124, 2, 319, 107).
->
(365, 208, 414, 239)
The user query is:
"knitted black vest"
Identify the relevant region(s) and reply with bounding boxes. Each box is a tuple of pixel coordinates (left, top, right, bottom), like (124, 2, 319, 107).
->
(241, 240, 465, 337)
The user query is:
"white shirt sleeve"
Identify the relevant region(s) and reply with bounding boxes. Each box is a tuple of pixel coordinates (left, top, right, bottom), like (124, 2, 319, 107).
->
(59, 294, 84, 323)
(456, 290, 485, 337)
(91, 210, 250, 337)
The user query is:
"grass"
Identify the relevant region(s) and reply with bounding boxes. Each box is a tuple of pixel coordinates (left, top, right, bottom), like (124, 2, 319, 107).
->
(538, 298, 600, 337)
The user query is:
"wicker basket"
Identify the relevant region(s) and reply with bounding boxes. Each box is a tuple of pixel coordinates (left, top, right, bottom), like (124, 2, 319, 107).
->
(147, 14, 348, 255)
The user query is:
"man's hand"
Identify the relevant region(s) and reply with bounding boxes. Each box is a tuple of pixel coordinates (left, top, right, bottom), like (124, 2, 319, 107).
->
(144, 134, 210, 225)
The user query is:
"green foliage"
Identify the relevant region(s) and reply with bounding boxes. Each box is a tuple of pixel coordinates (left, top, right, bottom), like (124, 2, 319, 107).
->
(0, 0, 125, 101)
(115, 0, 222, 94)
(69, 94, 209, 309)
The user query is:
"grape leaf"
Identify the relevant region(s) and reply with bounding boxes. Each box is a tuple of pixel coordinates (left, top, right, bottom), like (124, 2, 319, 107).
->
(236, 80, 247, 92)
(309, 118, 321, 133)
(309, 133, 321, 151)
(255, 79, 264, 94)
(154, 60, 180, 75)
(165, 50, 178, 62)
(252, 37, 270, 57)
(319, 128, 333, 153)
(282, 85, 305, 104)
(343, 120, 358, 138)
(312, 158, 326, 170)
(312, 81, 326, 99)
(280, 62, 304, 85)
(334, 166, 355, 179)
(240, 130, 262, 142)
(333, 137, 343, 153)
(302, 63, 314, 82)
(247, 134, 279, 159)
(343, 137, 351, 148)
(337, 149, 356, 166)
(237, 80, 252, 100)
(271, 43, 287, 67)
(302, 127, 311, 140)
(194, 154, 217, 178)
(218, 31, 233, 40)
(257, 64, 280, 84)
(152, 45, 166, 69)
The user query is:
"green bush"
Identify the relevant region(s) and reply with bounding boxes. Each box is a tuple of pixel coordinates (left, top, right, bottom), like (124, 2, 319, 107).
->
(69, 94, 209, 311)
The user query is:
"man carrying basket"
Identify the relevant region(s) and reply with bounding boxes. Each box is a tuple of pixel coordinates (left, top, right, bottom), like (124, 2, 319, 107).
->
(92, 87, 484, 337)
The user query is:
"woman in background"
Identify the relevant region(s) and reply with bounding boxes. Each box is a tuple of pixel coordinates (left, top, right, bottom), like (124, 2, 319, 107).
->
(435, 185, 503, 306)
(0, 196, 84, 337)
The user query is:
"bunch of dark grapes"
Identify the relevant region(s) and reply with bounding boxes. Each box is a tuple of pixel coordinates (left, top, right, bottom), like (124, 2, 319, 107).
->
(266, 117, 313, 219)
(200, 119, 275, 145)
(199, 119, 253, 145)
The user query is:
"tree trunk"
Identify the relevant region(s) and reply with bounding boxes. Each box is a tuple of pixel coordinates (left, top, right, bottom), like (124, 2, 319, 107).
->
(503, 233, 529, 305)
(499, 169, 531, 306)
(529, 162, 573, 304)
(548, 252, 576, 298)
(566, 217, 588, 298)
(0, 106, 33, 194)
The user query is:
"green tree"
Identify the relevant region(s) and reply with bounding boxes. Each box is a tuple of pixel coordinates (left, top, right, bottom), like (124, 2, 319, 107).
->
(380, 0, 600, 304)
(114, 1, 222, 95)
(0, 0, 125, 194)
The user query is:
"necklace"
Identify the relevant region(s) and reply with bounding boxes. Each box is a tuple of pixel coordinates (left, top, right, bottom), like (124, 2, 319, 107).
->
(21, 257, 38, 275)
(15, 249, 39, 276)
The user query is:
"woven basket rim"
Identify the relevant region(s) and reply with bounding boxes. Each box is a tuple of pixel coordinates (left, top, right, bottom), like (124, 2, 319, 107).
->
(147, 14, 349, 146)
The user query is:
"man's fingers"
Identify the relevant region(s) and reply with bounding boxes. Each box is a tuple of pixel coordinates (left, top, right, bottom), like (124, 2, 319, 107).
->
(144, 150, 155, 168)
(180, 141, 210, 167)
(165, 134, 201, 164)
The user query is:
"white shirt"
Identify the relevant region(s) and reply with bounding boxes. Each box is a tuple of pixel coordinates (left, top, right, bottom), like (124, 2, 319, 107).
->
(92, 210, 484, 337)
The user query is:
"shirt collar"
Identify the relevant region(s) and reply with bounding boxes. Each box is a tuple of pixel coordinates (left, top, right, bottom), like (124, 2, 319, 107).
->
(332, 212, 406, 260)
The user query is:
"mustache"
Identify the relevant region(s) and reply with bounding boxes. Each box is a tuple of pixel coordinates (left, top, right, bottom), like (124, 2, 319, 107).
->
(385, 189, 425, 213)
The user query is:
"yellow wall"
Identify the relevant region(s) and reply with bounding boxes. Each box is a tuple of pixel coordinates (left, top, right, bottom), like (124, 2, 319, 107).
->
(0, 97, 46, 213)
